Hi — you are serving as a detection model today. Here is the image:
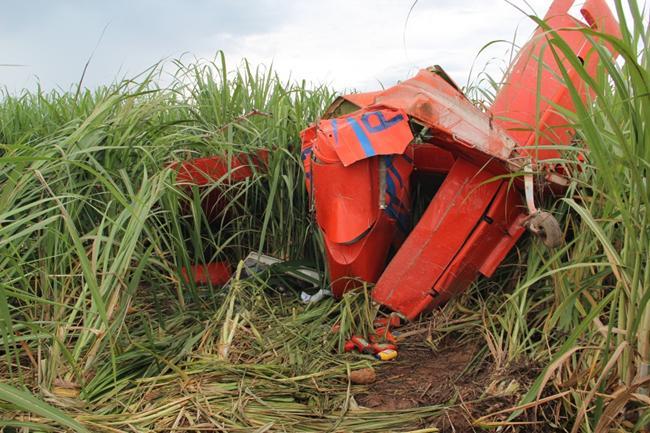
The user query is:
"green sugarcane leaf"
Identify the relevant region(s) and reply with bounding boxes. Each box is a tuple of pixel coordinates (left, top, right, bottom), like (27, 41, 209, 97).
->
(0, 383, 90, 433)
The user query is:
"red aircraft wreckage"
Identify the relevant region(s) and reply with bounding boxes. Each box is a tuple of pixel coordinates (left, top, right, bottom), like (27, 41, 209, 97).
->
(299, 0, 619, 320)
(175, 0, 620, 322)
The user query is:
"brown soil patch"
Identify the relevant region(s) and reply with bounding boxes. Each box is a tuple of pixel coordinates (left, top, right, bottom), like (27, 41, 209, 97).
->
(356, 336, 540, 432)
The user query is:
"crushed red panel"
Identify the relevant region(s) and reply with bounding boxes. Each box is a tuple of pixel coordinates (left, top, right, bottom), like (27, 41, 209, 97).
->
(171, 150, 269, 221)
(371, 159, 523, 320)
(312, 106, 413, 167)
(181, 262, 232, 286)
(491, 0, 620, 160)
(173, 150, 268, 185)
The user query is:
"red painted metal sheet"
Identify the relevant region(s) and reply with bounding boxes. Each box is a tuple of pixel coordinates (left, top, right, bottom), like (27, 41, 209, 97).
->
(181, 262, 232, 286)
(372, 168, 527, 319)
(371, 70, 518, 167)
(371, 158, 502, 319)
(431, 182, 527, 308)
(316, 69, 518, 173)
(413, 143, 456, 174)
(172, 151, 268, 221)
(344, 91, 382, 110)
(313, 107, 414, 167)
(476, 183, 528, 278)
(325, 213, 398, 298)
(312, 158, 378, 244)
(311, 150, 414, 297)
(491, 0, 620, 160)
(300, 126, 316, 193)
(174, 151, 268, 185)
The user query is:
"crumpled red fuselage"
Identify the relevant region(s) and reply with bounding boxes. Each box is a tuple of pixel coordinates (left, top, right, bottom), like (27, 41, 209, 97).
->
(300, 0, 620, 320)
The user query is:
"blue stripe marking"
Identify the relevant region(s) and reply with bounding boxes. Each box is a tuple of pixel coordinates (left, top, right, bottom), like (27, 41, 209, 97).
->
(300, 146, 312, 162)
(384, 203, 409, 233)
(346, 117, 375, 157)
(385, 171, 404, 210)
(301, 147, 313, 179)
(383, 164, 409, 232)
(385, 157, 403, 188)
(385, 169, 397, 203)
(362, 111, 404, 133)
(331, 119, 339, 145)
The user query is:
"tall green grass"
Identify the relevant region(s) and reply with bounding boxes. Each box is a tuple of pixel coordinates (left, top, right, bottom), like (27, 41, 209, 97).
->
(475, 1, 649, 430)
(0, 54, 364, 431)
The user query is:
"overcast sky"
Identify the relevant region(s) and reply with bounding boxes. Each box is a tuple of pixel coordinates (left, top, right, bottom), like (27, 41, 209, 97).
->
(1, 1, 597, 93)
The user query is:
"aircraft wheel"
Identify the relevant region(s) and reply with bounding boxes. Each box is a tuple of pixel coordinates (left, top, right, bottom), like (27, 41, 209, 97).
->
(528, 211, 563, 249)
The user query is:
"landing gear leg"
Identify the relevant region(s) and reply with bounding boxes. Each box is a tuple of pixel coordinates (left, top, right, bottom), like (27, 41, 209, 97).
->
(523, 163, 563, 249)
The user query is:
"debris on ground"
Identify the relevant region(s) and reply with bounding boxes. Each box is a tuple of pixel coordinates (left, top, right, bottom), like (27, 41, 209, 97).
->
(356, 334, 542, 432)
(349, 367, 377, 385)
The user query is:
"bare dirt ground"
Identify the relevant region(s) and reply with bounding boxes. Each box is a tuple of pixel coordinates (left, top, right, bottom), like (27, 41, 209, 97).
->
(356, 336, 544, 432)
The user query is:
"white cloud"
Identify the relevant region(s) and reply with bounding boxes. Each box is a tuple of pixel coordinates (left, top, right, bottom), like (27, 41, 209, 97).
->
(206, 0, 552, 91)
(0, 0, 628, 93)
